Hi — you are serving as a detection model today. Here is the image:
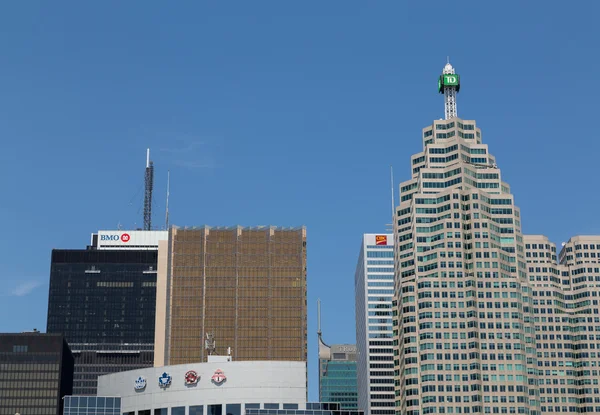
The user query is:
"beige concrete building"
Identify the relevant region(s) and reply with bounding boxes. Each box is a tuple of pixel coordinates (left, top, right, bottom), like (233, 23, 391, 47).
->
(391, 61, 600, 415)
(524, 235, 600, 413)
(154, 226, 307, 367)
(393, 115, 541, 415)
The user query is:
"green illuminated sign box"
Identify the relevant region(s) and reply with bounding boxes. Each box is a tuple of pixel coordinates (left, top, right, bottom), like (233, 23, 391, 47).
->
(438, 74, 461, 93)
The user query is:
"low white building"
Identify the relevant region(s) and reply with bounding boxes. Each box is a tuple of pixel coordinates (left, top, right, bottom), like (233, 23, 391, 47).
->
(97, 360, 307, 415)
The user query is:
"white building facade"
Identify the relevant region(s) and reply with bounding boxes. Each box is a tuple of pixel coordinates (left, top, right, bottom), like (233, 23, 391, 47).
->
(97, 360, 307, 415)
(355, 234, 395, 415)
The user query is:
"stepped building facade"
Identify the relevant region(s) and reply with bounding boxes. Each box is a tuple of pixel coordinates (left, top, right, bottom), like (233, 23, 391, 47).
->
(392, 63, 600, 415)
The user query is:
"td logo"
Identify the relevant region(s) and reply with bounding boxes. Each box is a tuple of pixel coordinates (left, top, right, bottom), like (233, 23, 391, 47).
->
(121, 233, 131, 243)
(443, 74, 459, 86)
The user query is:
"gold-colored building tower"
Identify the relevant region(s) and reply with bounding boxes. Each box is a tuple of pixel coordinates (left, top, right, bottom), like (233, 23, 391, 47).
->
(154, 226, 307, 366)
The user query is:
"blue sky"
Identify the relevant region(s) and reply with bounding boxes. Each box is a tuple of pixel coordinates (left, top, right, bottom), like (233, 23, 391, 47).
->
(1, 1, 599, 400)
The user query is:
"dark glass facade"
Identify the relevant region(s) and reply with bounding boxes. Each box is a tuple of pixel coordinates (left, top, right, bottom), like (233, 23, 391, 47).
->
(63, 396, 121, 415)
(246, 402, 364, 415)
(318, 337, 358, 410)
(0, 333, 74, 415)
(47, 249, 158, 395)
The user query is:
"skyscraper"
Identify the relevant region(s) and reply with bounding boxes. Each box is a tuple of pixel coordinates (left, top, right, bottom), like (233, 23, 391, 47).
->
(0, 332, 74, 415)
(393, 63, 540, 415)
(354, 234, 395, 415)
(154, 226, 307, 366)
(318, 301, 359, 410)
(47, 230, 166, 395)
(524, 235, 600, 413)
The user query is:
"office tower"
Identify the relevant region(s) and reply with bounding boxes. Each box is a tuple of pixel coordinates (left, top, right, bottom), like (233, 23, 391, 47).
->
(393, 62, 540, 415)
(47, 230, 166, 395)
(354, 234, 395, 415)
(524, 235, 600, 414)
(154, 226, 307, 366)
(0, 332, 74, 415)
(317, 301, 359, 410)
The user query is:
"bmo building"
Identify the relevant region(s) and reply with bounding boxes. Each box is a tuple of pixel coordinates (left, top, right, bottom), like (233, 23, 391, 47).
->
(47, 229, 168, 395)
(96, 359, 307, 415)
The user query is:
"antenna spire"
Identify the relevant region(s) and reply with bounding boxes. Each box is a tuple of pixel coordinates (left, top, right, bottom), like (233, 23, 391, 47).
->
(438, 60, 460, 120)
(165, 170, 170, 230)
(317, 298, 322, 335)
(390, 166, 395, 221)
(143, 148, 154, 231)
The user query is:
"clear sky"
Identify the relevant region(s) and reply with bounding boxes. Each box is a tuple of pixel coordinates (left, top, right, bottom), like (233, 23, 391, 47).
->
(1, 1, 599, 400)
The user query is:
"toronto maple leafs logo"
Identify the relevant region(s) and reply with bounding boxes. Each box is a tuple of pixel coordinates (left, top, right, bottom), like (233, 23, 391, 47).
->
(134, 376, 146, 390)
(158, 372, 172, 388)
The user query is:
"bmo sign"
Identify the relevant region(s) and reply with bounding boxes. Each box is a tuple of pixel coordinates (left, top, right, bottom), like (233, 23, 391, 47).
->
(95, 230, 167, 250)
(100, 233, 131, 243)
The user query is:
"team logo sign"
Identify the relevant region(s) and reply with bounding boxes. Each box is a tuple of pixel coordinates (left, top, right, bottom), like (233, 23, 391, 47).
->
(211, 369, 226, 385)
(185, 370, 199, 385)
(134, 376, 146, 390)
(158, 372, 172, 388)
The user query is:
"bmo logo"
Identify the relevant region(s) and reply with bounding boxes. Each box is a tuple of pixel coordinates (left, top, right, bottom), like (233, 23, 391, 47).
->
(100, 233, 131, 243)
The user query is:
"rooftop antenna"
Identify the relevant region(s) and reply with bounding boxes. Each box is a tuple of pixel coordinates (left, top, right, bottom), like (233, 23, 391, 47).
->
(205, 333, 216, 356)
(438, 59, 460, 120)
(385, 166, 394, 232)
(143, 148, 154, 231)
(317, 298, 322, 336)
(165, 170, 170, 230)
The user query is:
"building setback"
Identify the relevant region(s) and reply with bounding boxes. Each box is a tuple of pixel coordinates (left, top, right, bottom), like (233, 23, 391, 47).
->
(47, 235, 161, 395)
(354, 234, 395, 415)
(154, 226, 307, 366)
(393, 62, 539, 415)
(0, 332, 74, 415)
(392, 62, 600, 415)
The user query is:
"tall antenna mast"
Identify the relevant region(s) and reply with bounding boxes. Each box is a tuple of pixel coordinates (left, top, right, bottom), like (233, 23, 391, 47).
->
(165, 170, 170, 230)
(317, 298, 322, 336)
(143, 148, 154, 231)
(390, 166, 395, 220)
(385, 166, 395, 233)
(438, 59, 460, 120)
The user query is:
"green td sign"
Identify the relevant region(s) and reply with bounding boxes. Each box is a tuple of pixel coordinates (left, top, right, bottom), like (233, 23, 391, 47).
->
(443, 74, 459, 86)
(438, 74, 460, 92)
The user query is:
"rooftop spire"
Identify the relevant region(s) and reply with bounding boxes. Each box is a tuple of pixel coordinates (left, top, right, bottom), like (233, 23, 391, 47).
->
(438, 60, 461, 120)
(143, 148, 154, 231)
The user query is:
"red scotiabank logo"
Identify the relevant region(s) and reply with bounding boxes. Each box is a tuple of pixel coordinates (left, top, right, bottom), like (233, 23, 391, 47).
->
(121, 233, 131, 243)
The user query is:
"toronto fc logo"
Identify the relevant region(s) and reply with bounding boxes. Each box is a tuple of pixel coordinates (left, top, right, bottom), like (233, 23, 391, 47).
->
(211, 369, 226, 385)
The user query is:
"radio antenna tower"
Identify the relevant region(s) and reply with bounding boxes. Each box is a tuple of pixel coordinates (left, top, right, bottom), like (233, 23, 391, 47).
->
(143, 148, 154, 231)
(165, 170, 170, 230)
(438, 58, 460, 120)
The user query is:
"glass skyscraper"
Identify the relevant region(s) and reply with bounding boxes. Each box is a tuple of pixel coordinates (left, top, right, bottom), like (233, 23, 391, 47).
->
(154, 226, 307, 366)
(47, 247, 158, 395)
(355, 234, 395, 415)
(392, 62, 600, 415)
(318, 334, 359, 410)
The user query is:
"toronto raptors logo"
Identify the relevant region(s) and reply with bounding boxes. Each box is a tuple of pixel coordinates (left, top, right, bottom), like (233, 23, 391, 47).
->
(211, 369, 226, 385)
(185, 370, 199, 385)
